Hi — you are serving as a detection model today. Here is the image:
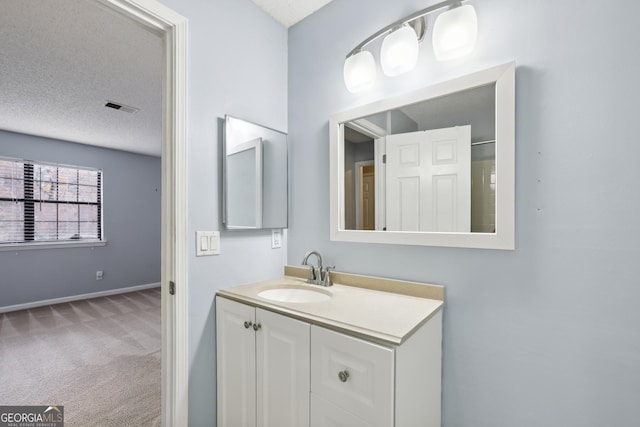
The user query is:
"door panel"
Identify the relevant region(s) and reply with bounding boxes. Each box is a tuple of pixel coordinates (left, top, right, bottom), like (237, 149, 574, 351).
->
(398, 177, 420, 231)
(361, 166, 375, 230)
(216, 297, 256, 427)
(257, 308, 310, 427)
(386, 125, 471, 232)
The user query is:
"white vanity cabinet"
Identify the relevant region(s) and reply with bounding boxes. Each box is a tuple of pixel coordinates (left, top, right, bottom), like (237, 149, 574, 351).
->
(310, 311, 442, 427)
(310, 325, 394, 426)
(216, 297, 310, 427)
(216, 272, 444, 427)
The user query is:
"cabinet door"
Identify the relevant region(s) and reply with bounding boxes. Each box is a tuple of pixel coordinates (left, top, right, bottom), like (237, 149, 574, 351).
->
(311, 326, 394, 427)
(311, 394, 374, 427)
(216, 297, 257, 427)
(256, 308, 310, 427)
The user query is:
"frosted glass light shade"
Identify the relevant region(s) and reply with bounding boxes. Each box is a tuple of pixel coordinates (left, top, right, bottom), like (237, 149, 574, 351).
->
(432, 4, 478, 61)
(380, 25, 419, 77)
(343, 50, 376, 93)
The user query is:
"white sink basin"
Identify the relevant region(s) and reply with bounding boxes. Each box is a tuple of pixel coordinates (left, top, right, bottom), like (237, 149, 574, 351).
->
(258, 286, 331, 303)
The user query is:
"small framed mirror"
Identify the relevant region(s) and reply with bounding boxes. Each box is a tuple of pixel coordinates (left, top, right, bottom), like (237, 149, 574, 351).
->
(329, 62, 515, 249)
(223, 115, 288, 230)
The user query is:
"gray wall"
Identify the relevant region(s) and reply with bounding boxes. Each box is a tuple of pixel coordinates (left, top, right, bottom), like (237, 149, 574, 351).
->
(156, 0, 288, 424)
(288, 0, 640, 426)
(389, 110, 418, 134)
(0, 130, 161, 307)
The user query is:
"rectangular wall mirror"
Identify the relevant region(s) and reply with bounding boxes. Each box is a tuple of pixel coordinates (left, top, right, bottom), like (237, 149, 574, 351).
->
(329, 62, 515, 249)
(223, 115, 288, 230)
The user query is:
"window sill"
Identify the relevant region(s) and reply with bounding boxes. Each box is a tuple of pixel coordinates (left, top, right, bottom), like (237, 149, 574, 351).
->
(0, 240, 107, 252)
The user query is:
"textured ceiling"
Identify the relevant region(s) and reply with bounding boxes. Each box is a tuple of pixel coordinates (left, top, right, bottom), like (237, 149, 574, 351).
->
(249, 0, 335, 28)
(0, 0, 331, 158)
(0, 0, 163, 157)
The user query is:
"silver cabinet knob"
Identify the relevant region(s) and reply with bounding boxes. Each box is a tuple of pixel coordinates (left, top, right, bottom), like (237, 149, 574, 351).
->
(338, 370, 349, 382)
(244, 321, 252, 329)
(253, 323, 262, 331)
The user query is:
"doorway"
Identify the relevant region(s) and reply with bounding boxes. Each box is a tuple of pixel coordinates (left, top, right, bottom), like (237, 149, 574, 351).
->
(95, 1, 188, 425)
(0, 0, 187, 424)
(355, 161, 375, 230)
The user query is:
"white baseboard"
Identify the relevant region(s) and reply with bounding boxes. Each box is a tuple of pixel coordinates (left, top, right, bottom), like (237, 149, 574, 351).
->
(0, 282, 161, 313)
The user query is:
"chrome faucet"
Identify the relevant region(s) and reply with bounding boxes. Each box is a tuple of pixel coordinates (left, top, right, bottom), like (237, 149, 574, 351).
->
(302, 251, 322, 284)
(301, 251, 334, 287)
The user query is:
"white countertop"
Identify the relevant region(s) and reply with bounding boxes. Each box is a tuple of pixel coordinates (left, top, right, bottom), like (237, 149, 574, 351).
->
(217, 275, 443, 345)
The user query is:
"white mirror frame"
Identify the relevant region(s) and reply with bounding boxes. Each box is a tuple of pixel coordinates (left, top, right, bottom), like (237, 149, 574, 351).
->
(329, 62, 515, 250)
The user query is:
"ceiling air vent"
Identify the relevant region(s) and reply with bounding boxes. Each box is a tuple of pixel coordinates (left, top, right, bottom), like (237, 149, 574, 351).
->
(105, 100, 139, 114)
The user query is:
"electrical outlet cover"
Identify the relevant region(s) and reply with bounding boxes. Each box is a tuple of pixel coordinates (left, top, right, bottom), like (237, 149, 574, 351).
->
(271, 229, 282, 249)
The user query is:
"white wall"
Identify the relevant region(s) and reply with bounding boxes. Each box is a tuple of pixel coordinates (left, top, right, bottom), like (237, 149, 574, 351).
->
(156, 0, 288, 423)
(288, 0, 640, 425)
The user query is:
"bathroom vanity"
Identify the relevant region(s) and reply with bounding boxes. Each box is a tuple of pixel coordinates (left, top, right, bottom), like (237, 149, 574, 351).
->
(216, 266, 444, 427)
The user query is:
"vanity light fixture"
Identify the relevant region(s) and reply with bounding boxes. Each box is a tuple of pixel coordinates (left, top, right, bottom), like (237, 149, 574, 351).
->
(432, 4, 478, 61)
(343, 50, 377, 93)
(343, 0, 478, 93)
(380, 25, 420, 77)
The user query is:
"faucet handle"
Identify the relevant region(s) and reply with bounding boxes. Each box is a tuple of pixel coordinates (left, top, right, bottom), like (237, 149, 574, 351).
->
(305, 265, 316, 284)
(321, 266, 335, 287)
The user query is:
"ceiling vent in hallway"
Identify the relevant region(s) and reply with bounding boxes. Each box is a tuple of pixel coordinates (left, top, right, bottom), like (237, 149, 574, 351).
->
(105, 101, 140, 114)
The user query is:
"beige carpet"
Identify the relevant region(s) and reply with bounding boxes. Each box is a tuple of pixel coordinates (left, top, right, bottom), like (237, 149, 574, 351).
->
(0, 288, 161, 426)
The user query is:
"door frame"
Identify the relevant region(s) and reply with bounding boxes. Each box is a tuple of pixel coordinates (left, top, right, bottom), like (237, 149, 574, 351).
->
(345, 119, 387, 231)
(96, 0, 189, 425)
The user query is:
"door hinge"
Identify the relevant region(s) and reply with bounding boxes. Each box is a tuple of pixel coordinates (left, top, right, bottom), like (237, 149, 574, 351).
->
(169, 281, 175, 295)
(382, 154, 387, 164)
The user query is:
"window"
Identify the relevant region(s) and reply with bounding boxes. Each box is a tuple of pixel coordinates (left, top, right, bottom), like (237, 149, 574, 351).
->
(0, 156, 103, 246)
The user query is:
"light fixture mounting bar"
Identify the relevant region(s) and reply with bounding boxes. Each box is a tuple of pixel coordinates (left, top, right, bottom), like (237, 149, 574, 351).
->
(346, 0, 466, 58)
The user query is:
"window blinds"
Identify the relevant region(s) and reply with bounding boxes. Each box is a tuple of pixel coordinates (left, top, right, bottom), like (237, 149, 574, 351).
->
(0, 157, 102, 244)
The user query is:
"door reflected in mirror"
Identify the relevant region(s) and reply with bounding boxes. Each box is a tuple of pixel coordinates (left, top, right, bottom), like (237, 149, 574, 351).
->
(329, 62, 515, 249)
(343, 83, 495, 233)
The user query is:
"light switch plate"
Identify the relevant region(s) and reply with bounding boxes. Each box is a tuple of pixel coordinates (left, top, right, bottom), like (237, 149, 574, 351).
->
(196, 231, 220, 256)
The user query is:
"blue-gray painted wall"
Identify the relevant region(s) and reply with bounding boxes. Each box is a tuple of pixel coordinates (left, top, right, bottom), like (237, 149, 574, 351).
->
(156, 0, 289, 424)
(7, 0, 639, 425)
(0, 130, 161, 306)
(288, 0, 640, 426)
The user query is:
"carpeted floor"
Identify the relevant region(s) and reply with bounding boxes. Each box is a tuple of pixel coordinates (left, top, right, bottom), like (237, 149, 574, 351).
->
(0, 288, 161, 426)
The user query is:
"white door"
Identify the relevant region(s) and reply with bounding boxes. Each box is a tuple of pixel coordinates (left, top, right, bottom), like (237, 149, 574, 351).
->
(216, 297, 257, 427)
(256, 308, 310, 427)
(361, 166, 376, 230)
(386, 126, 471, 232)
(354, 161, 375, 230)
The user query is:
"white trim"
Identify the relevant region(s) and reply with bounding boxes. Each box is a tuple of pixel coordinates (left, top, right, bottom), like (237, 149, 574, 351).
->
(164, 11, 189, 427)
(95, 1, 189, 426)
(374, 137, 386, 231)
(0, 241, 107, 252)
(330, 62, 515, 250)
(0, 282, 160, 313)
(346, 119, 387, 139)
